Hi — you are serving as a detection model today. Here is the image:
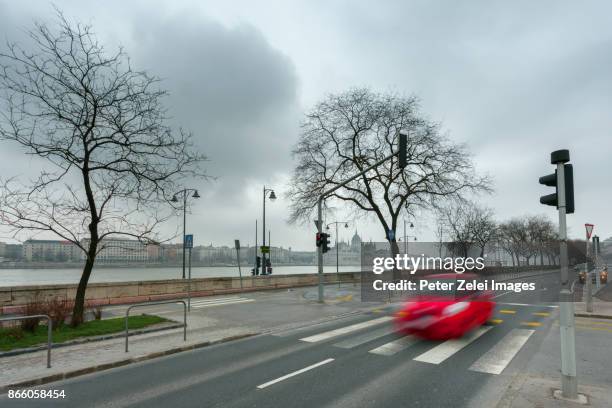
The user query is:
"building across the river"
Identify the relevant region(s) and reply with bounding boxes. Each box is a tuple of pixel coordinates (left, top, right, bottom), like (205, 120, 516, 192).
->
(22, 239, 79, 262)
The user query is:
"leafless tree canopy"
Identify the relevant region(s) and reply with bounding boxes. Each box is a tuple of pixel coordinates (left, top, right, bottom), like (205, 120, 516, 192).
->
(288, 88, 491, 240)
(497, 215, 558, 267)
(0, 12, 207, 324)
(438, 201, 496, 257)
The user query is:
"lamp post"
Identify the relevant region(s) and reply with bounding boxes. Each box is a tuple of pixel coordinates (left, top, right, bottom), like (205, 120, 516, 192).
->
(403, 220, 414, 254)
(262, 186, 276, 275)
(171, 189, 200, 279)
(399, 235, 418, 256)
(326, 221, 349, 287)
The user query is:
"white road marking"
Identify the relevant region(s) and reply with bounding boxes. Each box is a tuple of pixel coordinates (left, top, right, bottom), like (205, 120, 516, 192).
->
(497, 302, 558, 308)
(413, 327, 491, 365)
(492, 291, 514, 299)
(190, 298, 254, 308)
(300, 317, 393, 343)
(256, 358, 335, 389)
(368, 336, 419, 356)
(334, 326, 395, 349)
(469, 329, 535, 374)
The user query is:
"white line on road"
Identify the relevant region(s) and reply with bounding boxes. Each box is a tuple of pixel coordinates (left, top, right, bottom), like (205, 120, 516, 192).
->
(190, 298, 254, 308)
(413, 327, 491, 365)
(256, 358, 335, 389)
(469, 329, 535, 374)
(368, 336, 419, 356)
(334, 326, 395, 349)
(300, 317, 393, 343)
(497, 302, 558, 308)
(492, 291, 514, 299)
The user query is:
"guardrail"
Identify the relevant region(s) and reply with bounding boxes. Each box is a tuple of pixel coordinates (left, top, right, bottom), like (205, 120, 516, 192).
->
(125, 300, 187, 352)
(0, 314, 52, 368)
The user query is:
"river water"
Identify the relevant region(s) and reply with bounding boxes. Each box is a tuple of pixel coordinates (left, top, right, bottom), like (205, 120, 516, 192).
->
(0, 265, 361, 287)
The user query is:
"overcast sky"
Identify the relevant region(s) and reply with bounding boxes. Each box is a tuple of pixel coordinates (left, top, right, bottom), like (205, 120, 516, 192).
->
(0, 1, 610, 250)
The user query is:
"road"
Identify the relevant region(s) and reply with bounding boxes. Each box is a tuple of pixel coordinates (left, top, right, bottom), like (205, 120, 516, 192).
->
(2, 270, 575, 408)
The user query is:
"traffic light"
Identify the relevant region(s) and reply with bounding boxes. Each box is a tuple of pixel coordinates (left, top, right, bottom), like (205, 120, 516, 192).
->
(539, 150, 574, 214)
(398, 132, 407, 169)
(321, 233, 331, 253)
(256, 256, 261, 268)
(316, 232, 322, 247)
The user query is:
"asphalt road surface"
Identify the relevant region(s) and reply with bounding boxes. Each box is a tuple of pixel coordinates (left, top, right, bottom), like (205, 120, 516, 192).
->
(2, 270, 571, 408)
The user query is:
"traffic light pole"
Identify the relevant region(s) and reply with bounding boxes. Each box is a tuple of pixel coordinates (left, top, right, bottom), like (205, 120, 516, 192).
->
(556, 162, 578, 399)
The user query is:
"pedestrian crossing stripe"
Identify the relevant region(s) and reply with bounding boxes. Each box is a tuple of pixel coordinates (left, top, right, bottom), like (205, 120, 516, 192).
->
(287, 313, 551, 375)
(413, 327, 491, 365)
(469, 329, 534, 374)
(189, 297, 254, 308)
(369, 336, 418, 356)
(300, 316, 393, 343)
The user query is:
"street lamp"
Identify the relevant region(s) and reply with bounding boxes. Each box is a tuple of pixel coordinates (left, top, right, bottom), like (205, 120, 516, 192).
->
(261, 186, 276, 275)
(171, 189, 200, 279)
(326, 221, 349, 287)
(403, 220, 414, 254)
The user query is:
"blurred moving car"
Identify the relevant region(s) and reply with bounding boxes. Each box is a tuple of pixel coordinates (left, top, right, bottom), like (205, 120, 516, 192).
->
(394, 273, 495, 340)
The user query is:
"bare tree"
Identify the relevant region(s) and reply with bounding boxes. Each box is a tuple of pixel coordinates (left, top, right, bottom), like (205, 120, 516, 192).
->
(437, 201, 496, 258)
(0, 12, 206, 325)
(288, 89, 490, 266)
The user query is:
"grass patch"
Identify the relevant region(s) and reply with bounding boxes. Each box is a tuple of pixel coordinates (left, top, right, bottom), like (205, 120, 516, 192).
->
(0, 315, 168, 351)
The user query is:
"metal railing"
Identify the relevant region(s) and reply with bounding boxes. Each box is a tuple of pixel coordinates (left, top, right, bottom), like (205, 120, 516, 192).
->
(125, 300, 187, 352)
(0, 314, 52, 368)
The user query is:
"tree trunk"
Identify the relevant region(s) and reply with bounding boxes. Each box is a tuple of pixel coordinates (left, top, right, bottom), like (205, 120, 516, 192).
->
(70, 238, 98, 326)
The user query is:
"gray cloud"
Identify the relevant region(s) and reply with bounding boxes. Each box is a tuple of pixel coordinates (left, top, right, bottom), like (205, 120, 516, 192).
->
(0, 0, 610, 250)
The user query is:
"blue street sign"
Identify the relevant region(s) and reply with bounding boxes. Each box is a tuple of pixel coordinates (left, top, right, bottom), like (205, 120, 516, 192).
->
(184, 234, 194, 249)
(387, 229, 395, 241)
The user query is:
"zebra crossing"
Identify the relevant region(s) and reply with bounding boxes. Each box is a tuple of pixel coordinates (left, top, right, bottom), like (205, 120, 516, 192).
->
(188, 296, 254, 309)
(275, 308, 552, 376)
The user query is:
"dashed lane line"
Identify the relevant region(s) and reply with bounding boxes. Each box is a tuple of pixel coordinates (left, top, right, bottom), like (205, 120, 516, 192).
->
(256, 358, 335, 389)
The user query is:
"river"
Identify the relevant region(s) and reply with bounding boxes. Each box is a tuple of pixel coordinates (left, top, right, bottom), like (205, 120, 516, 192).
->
(0, 265, 361, 287)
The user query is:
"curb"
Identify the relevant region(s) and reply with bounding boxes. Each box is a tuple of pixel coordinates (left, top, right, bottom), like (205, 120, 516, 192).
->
(0, 332, 258, 393)
(574, 312, 612, 320)
(0, 321, 185, 358)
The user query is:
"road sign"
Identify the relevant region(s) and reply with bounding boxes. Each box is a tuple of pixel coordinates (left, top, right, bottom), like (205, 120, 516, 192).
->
(184, 234, 193, 249)
(260, 245, 270, 254)
(585, 224, 594, 239)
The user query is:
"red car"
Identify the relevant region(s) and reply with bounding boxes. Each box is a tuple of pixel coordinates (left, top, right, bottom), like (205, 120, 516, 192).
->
(394, 273, 495, 340)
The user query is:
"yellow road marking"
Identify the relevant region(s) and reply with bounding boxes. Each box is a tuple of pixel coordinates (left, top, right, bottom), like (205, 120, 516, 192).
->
(532, 312, 550, 317)
(574, 324, 612, 333)
(575, 319, 612, 327)
(488, 319, 503, 324)
(499, 310, 516, 314)
(521, 322, 542, 327)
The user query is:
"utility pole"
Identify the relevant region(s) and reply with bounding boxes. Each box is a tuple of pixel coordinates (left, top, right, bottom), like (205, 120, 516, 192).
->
(585, 224, 594, 312)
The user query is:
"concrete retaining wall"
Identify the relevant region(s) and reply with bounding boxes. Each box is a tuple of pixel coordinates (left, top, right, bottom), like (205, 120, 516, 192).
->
(0, 272, 361, 314)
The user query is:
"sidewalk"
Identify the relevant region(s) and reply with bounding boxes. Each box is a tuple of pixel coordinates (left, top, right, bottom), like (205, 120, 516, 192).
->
(497, 283, 612, 407)
(0, 284, 378, 392)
